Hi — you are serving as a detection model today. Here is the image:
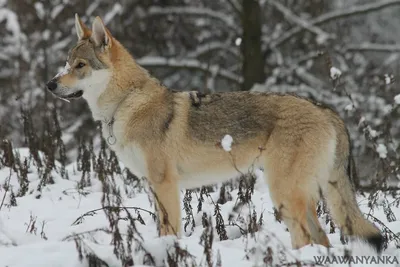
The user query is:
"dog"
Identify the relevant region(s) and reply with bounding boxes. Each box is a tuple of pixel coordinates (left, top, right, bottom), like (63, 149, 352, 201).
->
(46, 14, 384, 252)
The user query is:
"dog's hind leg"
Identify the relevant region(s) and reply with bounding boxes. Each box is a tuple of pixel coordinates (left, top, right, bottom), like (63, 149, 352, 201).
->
(264, 131, 335, 249)
(265, 155, 316, 248)
(267, 181, 315, 248)
(306, 199, 331, 247)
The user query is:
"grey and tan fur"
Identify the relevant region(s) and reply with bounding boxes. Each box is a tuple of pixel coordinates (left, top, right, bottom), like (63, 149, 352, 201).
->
(46, 14, 384, 252)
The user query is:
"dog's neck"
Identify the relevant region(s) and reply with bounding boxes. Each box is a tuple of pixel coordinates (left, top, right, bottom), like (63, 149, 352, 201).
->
(82, 78, 129, 144)
(99, 93, 129, 145)
(83, 40, 164, 144)
(80, 70, 121, 122)
(83, 41, 145, 119)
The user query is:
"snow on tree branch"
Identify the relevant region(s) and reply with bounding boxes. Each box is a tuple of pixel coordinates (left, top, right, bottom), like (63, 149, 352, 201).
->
(187, 41, 241, 59)
(346, 43, 400, 53)
(104, 3, 122, 24)
(225, 0, 242, 15)
(0, 7, 21, 40)
(295, 67, 327, 90)
(266, 0, 333, 45)
(146, 6, 238, 33)
(137, 56, 243, 85)
(270, 0, 400, 48)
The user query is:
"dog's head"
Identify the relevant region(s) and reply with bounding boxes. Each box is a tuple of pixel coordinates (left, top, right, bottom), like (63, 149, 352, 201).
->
(46, 14, 113, 101)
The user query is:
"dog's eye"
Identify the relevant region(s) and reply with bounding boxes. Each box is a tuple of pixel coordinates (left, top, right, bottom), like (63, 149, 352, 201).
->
(76, 62, 85, 69)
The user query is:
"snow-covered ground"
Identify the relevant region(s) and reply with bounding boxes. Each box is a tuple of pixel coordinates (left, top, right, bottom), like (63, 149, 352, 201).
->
(0, 148, 399, 267)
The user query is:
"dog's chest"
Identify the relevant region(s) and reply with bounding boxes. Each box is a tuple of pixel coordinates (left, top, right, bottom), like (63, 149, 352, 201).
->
(103, 127, 148, 178)
(113, 144, 148, 179)
(102, 125, 148, 178)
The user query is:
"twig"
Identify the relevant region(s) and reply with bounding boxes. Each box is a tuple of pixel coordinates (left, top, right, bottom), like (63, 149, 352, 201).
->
(72, 206, 156, 226)
(62, 228, 112, 241)
(367, 213, 400, 248)
(0, 169, 12, 211)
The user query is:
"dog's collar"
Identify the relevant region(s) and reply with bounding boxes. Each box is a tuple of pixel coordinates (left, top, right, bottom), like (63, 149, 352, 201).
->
(101, 95, 128, 146)
(104, 116, 116, 145)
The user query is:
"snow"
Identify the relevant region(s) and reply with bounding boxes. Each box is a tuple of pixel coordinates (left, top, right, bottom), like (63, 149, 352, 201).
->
(221, 135, 233, 152)
(34, 2, 45, 20)
(42, 29, 51, 41)
(344, 104, 354, 111)
(104, 3, 123, 24)
(357, 117, 365, 128)
(0, 8, 21, 39)
(235, 37, 242, 46)
(394, 94, 400, 105)
(330, 67, 342, 80)
(316, 33, 330, 45)
(0, 147, 399, 267)
(376, 144, 388, 159)
(55, 61, 71, 78)
(367, 126, 378, 138)
(51, 5, 65, 19)
(384, 74, 393, 85)
(86, 2, 100, 16)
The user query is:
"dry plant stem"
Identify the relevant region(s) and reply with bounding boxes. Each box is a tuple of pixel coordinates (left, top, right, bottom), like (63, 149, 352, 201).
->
(0, 169, 12, 211)
(72, 206, 156, 226)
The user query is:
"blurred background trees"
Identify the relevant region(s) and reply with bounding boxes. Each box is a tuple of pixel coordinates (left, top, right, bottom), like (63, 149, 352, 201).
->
(2, 0, 400, 187)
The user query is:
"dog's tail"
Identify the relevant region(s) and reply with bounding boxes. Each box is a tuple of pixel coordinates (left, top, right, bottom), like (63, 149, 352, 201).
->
(323, 118, 384, 253)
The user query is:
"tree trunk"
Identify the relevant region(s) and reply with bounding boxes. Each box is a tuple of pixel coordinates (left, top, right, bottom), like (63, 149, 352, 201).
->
(241, 0, 265, 91)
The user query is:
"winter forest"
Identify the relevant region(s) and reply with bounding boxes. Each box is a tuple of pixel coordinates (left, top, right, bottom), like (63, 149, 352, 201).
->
(1, 0, 400, 266)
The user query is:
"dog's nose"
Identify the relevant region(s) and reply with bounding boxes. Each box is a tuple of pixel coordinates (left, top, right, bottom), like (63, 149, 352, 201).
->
(46, 80, 57, 91)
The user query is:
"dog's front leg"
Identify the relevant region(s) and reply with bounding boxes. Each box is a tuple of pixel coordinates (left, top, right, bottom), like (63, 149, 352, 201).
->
(149, 164, 181, 237)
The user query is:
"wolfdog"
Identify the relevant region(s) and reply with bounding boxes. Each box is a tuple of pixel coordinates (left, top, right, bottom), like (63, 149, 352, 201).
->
(46, 14, 384, 252)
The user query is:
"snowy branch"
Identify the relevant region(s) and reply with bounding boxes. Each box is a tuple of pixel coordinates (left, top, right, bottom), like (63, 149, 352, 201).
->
(270, 0, 400, 48)
(294, 67, 327, 90)
(251, 83, 347, 109)
(345, 43, 400, 53)
(266, 0, 333, 44)
(187, 41, 241, 59)
(137, 56, 243, 85)
(225, 0, 242, 14)
(146, 6, 238, 33)
(0, 8, 21, 40)
(103, 3, 123, 24)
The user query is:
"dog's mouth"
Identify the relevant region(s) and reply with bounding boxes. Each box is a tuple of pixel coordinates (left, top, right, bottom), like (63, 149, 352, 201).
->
(65, 90, 84, 99)
(53, 90, 84, 103)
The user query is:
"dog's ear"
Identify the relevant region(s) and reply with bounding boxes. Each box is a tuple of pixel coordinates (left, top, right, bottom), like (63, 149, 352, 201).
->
(74, 14, 91, 40)
(91, 16, 113, 49)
